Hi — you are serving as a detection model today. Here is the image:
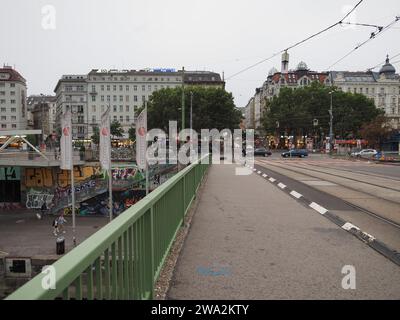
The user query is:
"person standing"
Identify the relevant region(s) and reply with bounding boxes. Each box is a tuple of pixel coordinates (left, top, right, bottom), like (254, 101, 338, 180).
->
(57, 214, 67, 234)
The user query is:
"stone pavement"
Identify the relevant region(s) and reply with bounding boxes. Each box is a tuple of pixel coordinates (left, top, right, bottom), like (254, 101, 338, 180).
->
(0, 211, 108, 257)
(167, 164, 400, 299)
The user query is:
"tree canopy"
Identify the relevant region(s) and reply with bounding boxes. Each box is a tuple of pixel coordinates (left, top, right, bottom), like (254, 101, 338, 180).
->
(262, 82, 383, 139)
(147, 87, 242, 132)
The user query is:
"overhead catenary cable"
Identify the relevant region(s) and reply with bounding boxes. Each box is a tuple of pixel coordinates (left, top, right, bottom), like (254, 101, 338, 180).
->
(327, 16, 400, 70)
(226, 0, 364, 80)
(368, 52, 400, 70)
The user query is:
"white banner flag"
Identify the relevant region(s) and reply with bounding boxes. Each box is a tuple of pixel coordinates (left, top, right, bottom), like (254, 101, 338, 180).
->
(100, 108, 111, 170)
(60, 111, 73, 170)
(136, 109, 147, 170)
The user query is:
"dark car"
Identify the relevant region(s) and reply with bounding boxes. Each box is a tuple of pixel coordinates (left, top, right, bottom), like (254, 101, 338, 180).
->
(253, 147, 272, 157)
(281, 149, 308, 158)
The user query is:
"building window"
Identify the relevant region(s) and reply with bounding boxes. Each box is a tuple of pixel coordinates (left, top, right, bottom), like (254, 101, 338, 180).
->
(0, 107, 5, 112)
(142, 85, 145, 91)
(134, 96, 138, 102)
(142, 95, 146, 102)
(92, 96, 96, 102)
(119, 95, 123, 102)
(101, 95, 104, 102)
(366, 88, 369, 94)
(12, 124, 17, 128)
(119, 105, 123, 112)
(11, 116, 16, 120)
(101, 105, 105, 112)
(1, 124, 6, 128)
(10, 91, 15, 96)
(10, 83, 15, 87)
(126, 85, 129, 91)
(120, 116, 123, 122)
(92, 116, 96, 123)
(113, 85, 117, 91)
(107, 85, 110, 91)
(126, 105, 129, 112)
(126, 115, 130, 122)
(119, 85, 123, 91)
(92, 85, 95, 92)
(1, 116, 6, 120)
(134, 85, 137, 91)
(0, 91, 5, 96)
(148, 85, 151, 91)
(359, 88, 363, 94)
(0, 100, 5, 104)
(126, 95, 129, 102)
(113, 116, 117, 121)
(101, 85, 104, 91)
(11, 107, 16, 112)
(113, 95, 117, 102)
(92, 105, 96, 112)
(113, 105, 117, 112)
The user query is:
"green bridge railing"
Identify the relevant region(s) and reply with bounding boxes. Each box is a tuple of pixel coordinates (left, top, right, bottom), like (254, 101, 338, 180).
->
(6, 156, 210, 300)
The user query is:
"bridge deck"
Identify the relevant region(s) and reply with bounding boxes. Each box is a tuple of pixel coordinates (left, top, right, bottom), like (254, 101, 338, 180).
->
(167, 164, 400, 299)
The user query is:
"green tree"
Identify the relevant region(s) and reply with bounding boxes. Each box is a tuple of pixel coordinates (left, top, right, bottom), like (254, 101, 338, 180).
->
(147, 87, 242, 132)
(91, 126, 99, 145)
(128, 125, 136, 142)
(110, 121, 124, 139)
(262, 82, 383, 142)
(359, 115, 393, 149)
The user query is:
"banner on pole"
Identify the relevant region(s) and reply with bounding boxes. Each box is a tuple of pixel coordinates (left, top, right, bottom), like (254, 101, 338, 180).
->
(136, 109, 147, 170)
(60, 111, 72, 170)
(100, 108, 111, 170)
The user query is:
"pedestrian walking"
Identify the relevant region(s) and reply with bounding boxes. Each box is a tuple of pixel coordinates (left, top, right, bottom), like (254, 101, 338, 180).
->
(57, 214, 67, 234)
(52, 217, 59, 236)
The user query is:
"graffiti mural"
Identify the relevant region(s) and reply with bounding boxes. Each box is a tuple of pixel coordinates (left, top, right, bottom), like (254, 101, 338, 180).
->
(26, 189, 54, 209)
(25, 168, 53, 188)
(0, 167, 20, 181)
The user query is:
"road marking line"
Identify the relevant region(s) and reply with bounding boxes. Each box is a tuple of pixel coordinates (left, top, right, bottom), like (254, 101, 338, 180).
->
(253, 168, 257, 172)
(290, 191, 303, 199)
(309, 202, 328, 215)
(362, 231, 376, 241)
(269, 178, 276, 183)
(342, 222, 360, 232)
(278, 183, 287, 189)
(257, 171, 262, 174)
(262, 174, 268, 178)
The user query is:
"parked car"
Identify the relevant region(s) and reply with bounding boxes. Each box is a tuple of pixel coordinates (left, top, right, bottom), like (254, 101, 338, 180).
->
(281, 149, 309, 158)
(253, 147, 272, 157)
(350, 149, 378, 158)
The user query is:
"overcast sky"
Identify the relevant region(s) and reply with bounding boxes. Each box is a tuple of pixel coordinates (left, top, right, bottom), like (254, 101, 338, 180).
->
(1, 0, 399, 107)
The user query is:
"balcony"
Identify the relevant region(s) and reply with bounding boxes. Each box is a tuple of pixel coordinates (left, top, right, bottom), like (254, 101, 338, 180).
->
(0, 150, 85, 167)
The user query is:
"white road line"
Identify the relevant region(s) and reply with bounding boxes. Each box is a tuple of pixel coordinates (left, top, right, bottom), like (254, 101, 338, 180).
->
(253, 168, 257, 172)
(262, 174, 268, 178)
(257, 171, 262, 174)
(362, 231, 376, 241)
(269, 178, 276, 183)
(342, 222, 360, 232)
(290, 191, 303, 199)
(309, 202, 328, 215)
(278, 183, 287, 189)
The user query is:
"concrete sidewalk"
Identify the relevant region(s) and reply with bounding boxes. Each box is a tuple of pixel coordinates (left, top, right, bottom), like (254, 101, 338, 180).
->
(167, 164, 400, 299)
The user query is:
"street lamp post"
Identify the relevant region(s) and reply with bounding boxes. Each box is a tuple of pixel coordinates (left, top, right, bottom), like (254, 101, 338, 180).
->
(328, 91, 334, 154)
(190, 91, 193, 133)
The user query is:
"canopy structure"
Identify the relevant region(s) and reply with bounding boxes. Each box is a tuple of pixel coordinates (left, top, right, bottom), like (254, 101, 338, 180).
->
(0, 130, 49, 160)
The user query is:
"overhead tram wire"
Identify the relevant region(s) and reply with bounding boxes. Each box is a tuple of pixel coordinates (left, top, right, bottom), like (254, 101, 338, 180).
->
(225, 0, 364, 81)
(327, 16, 400, 70)
(368, 52, 400, 71)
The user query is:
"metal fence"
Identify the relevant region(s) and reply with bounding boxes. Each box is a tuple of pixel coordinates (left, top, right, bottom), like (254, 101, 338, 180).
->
(6, 155, 210, 300)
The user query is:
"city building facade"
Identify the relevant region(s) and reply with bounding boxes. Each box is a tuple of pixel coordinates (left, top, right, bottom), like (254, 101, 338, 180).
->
(330, 56, 400, 129)
(27, 95, 57, 141)
(54, 75, 88, 140)
(0, 66, 27, 131)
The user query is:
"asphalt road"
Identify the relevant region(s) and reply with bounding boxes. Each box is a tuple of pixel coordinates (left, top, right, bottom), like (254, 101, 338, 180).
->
(167, 164, 400, 299)
(254, 155, 400, 255)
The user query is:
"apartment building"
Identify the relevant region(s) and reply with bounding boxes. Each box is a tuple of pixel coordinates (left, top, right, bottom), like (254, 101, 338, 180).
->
(0, 66, 27, 131)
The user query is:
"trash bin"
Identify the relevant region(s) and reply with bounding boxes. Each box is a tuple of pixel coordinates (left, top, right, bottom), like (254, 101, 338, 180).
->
(56, 237, 65, 255)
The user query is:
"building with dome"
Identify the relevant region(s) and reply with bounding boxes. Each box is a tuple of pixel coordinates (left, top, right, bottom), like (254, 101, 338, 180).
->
(330, 55, 400, 129)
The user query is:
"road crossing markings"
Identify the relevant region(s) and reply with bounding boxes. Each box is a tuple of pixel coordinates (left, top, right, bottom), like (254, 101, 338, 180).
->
(278, 183, 287, 189)
(269, 177, 276, 183)
(290, 191, 303, 199)
(309, 202, 328, 215)
(262, 174, 268, 178)
(257, 171, 262, 175)
(341, 222, 360, 232)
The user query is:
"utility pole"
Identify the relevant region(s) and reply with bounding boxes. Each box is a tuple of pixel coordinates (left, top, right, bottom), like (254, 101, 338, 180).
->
(181, 67, 185, 132)
(329, 91, 334, 154)
(190, 91, 193, 133)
